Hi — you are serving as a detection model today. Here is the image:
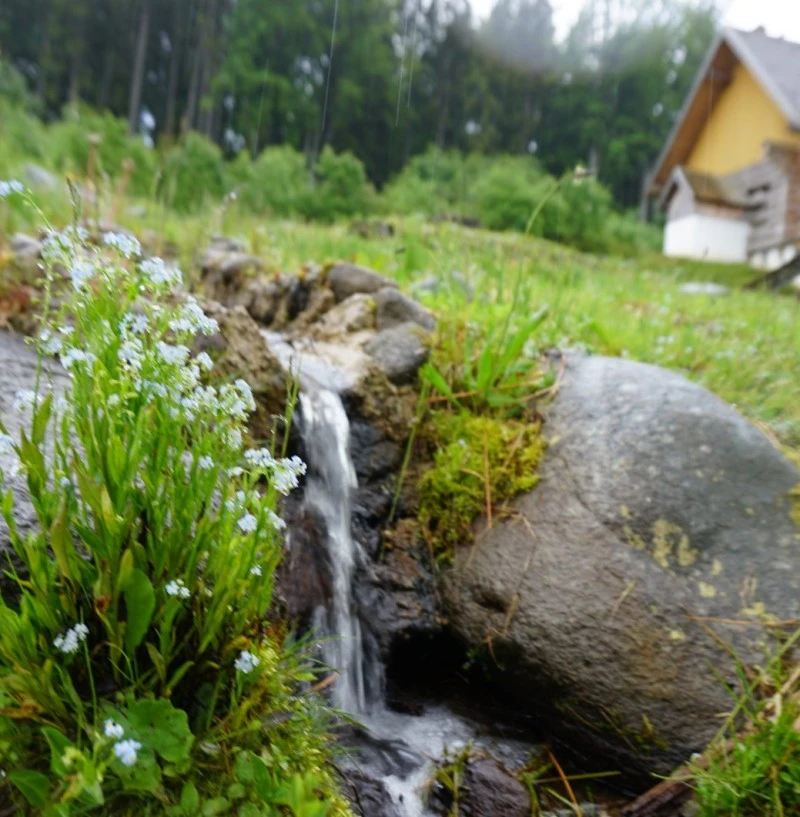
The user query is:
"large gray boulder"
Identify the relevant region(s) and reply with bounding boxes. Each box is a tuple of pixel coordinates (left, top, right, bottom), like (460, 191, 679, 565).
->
(443, 354, 800, 776)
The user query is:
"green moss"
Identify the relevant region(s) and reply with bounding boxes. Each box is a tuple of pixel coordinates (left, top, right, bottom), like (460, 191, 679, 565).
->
(791, 484, 800, 527)
(418, 410, 545, 560)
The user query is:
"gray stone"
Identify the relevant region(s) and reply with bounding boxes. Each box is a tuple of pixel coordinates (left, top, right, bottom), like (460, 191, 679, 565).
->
(313, 293, 376, 340)
(364, 323, 430, 385)
(678, 282, 730, 296)
(0, 332, 68, 592)
(443, 353, 800, 776)
(373, 287, 436, 332)
(326, 263, 397, 302)
(10, 233, 41, 271)
(458, 757, 531, 817)
(410, 271, 474, 300)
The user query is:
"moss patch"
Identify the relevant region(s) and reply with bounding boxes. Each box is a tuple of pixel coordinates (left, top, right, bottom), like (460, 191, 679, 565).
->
(418, 410, 545, 560)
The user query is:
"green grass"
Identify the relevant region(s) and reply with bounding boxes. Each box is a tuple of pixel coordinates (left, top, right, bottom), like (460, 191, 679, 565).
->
(138, 212, 796, 447)
(4, 197, 797, 445)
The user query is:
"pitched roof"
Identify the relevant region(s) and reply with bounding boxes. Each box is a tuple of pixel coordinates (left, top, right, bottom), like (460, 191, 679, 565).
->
(650, 28, 800, 190)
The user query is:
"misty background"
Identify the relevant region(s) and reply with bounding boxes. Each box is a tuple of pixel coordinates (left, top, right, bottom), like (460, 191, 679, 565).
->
(0, 0, 728, 209)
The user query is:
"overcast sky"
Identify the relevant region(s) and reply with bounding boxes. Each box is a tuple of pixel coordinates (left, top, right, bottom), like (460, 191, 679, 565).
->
(470, 0, 800, 43)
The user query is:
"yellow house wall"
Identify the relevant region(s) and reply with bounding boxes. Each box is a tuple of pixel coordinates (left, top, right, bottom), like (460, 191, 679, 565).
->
(687, 62, 800, 175)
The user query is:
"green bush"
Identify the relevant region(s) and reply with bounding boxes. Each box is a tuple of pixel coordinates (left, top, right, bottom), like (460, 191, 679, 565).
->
(47, 107, 158, 197)
(160, 132, 228, 213)
(470, 157, 545, 233)
(236, 146, 310, 218)
(301, 147, 372, 222)
(381, 149, 477, 216)
(0, 215, 349, 815)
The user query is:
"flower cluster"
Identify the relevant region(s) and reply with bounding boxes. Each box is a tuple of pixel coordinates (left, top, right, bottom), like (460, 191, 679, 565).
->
(234, 650, 260, 674)
(165, 579, 191, 599)
(53, 623, 89, 655)
(103, 231, 141, 259)
(0, 180, 23, 198)
(103, 720, 142, 768)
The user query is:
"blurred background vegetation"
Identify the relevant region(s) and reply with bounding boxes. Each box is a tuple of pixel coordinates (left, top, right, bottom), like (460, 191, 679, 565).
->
(0, 0, 720, 254)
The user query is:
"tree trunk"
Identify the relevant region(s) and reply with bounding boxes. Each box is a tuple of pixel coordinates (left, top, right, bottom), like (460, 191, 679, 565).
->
(127, 0, 152, 136)
(164, 13, 182, 137)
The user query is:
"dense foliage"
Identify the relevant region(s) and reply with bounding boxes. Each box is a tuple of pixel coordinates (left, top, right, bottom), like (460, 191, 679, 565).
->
(0, 0, 718, 207)
(0, 186, 347, 814)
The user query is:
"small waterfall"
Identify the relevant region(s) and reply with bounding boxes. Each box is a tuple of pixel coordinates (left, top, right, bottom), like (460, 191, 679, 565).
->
(300, 388, 369, 714)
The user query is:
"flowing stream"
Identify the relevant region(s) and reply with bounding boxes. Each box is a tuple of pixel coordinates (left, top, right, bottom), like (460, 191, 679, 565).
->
(267, 332, 537, 816)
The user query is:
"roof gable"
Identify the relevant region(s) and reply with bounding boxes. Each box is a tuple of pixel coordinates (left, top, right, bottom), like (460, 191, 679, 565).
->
(650, 28, 800, 190)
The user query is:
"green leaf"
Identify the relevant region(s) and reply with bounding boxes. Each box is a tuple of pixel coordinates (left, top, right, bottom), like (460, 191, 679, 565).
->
(42, 726, 73, 776)
(112, 744, 161, 793)
(420, 363, 460, 407)
(9, 769, 51, 806)
(32, 392, 53, 445)
(127, 698, 194, 763)
(202, 798, 230, 816)
(180, 782, 200, 813)
(123, 568, 155, 651)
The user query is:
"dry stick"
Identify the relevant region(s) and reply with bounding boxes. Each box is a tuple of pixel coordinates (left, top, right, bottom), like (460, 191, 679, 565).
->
(547, 748, 583, 817)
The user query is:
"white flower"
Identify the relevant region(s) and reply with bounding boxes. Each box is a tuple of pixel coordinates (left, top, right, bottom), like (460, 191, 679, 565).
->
(13, 390, 37, 412)
(157, 341, 190, 367)
(227, 466, 244, 477)
(198, 455, 214, 471)
(0, 180, 24, 198)
(103, 232, 141, 259)
(113, 739, 142, 767)
(244, 448, 276, 469)
(140, 257, 182, 287)
(170, 297, 219, 335)
(53, 622, 89, 654)
(104, 720, 125, 739)
(226, 428, 243, 450)
(61, 349, 95, 371)
(180, 451, 194, 470)
(250, 565, 262, 576)
(272, 456, 306, 495)
(59, 476, 72, 488)
(108, 394, 121, 408)
(165, 579, 191, 599)
(70, 262, 95, 291)
(265, 509, 287, 531)
(195, 352, 213, 372)
(123, 312, 149, 334)
(238, 513, 257, 533)
(39, 330, 63, 355)
(234, 650, 260, 674)
(234, 379, 256, 412)
(119, 339, 143, 370)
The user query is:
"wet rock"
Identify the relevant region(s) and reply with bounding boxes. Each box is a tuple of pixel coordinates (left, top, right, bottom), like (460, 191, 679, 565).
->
(243, 280, 282, 325)
(678, 282, 729, 296)
(457, 756, 531, 817)
(9, 233, 41, 272)
(0, 332, 68, 596)
(349, 419, 402, 482)
(276, 504, 332, 627)
(374, 287, 436, 332)
(327, 263, 397, 302)
(343, 769, 403, 817)
(443, 353, 800, 777)
(365, 323, 430, 385)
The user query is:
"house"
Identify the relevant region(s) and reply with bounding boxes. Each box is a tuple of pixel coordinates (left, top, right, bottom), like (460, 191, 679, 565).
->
(650, 27, 800, 269)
